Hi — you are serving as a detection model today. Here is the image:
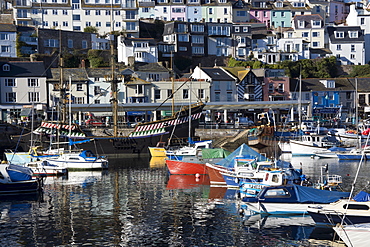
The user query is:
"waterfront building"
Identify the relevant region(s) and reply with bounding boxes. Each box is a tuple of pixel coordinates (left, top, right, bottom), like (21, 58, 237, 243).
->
(271, 1, 293, 28)
(0, 61, 49, 123)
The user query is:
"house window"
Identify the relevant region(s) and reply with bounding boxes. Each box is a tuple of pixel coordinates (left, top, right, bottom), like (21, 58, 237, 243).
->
(192, 35, 204, 44)
(63, 21, 68, 27)
(349, 31, 358, 38)
(96, 22, 101, 27)
(236, 11, 246, 17)
(191, 24, 204, 32)
(312, 20, 321, 27)
(361, 18, 365, 25)
(312, 42, 319, 47)
(227, 92, 232, 101)
(52, 21, 58, 27)
(336, 44, 341, 50)
(2, 64, 10, 71)
(85, 10, 90, 15)
(351, 45, 355, 52)
(167, 89, 173, 98)
(126, 22, 136, 31)
(335, 31, 344, 38)
(163, 7, 167, 13)
(72, 14, 80, 20)
(77, 83, 83, 91)
(28, 78, 39, 87)
(198, 89, 204, 98)
(106, 22, 111, 27)
(94, 86, 101, 95)
(235, 27, 240, 32)
(5, 78, 15, 87)
(96, 10, 101, 15)
(281, 12, 285, 17)
(178, 34, 189, 42)
(299, 20, 305, 28)
(136, 85, 144, 94)
(94, 100, 100, 104)
(86, 21, 91, 27)
(192, 47, 204, 54)
(312, 32, 319, 37)
(75, 97, 85, 104)
(179, 46, 187, 51)
(1, 46, 10, 53)
(302, 32, 309, 38)
(215, 92, 220, 102)
(183, 89, 189, 99)
(351, 54, 355, 59)
(224, 8, 227, 15)
(82, 40, 88, 49)
(6, 92, 16, 102)
(154, 89, 161, 100)
(53, 9, 58, 15)
(28, 92, 39, 102)
(209, 8, 213, 14)
(68, 39, 73, 48)
(268, 83, 274, 93)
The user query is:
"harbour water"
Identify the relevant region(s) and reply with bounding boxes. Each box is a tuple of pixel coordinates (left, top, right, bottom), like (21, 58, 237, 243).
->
(2, 155, 368, 246)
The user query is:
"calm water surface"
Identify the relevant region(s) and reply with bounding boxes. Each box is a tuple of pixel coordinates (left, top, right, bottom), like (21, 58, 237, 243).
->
(2, 154, 368, 246)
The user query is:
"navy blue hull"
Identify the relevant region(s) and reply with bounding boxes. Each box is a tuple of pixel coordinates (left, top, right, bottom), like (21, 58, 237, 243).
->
(0, 181, 39, 194)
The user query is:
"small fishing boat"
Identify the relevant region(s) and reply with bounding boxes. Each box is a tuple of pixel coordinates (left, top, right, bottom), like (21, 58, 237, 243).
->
(0, 162, 41, 194)
(289, 133, 342, 156)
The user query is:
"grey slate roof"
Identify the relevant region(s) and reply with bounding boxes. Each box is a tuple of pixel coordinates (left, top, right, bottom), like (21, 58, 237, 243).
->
(0, 23, 17, 32)
(290, 77, 370, 92)
(0, 61, 50, 77)
(133, 62, 170, 72)
(48, 68, 115, 82)
(202, 67, 235, 81)
(326, 26, 364, 43)
(293, 14, 324, 29)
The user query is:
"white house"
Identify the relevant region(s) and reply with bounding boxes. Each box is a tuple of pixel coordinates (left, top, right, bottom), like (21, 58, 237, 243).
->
(0, 61, 49, 122)
(327, 26, 365, 65)
(346, 3, 370, 63)
(117, 36, 158, 65)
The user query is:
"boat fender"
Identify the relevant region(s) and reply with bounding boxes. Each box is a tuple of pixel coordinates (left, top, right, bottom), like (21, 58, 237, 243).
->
(265, 173, 269, 181)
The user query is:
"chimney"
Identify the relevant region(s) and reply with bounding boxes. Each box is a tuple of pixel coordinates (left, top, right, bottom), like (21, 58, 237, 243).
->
(80, 59, 85, 68)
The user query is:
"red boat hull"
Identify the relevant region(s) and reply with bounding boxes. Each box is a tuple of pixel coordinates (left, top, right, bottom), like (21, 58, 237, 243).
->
(166, 159, 208, 175)
(206, 164, 226, 185)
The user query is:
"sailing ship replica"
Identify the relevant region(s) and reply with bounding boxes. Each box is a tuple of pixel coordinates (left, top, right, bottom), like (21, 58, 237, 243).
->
(11, 36, 205, 155)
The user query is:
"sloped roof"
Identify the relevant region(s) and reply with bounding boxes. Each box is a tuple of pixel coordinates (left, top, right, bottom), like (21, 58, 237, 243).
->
(0, 23, 17, 32)
(125, 76, 151, 85)
(327, 26, 365, 43)
(201, 67, 236, 81)
(133, 62, 170, 72)
(290, 77, 370, 92)
(293, 14, 324, 29)
(0, 61, 50, 77)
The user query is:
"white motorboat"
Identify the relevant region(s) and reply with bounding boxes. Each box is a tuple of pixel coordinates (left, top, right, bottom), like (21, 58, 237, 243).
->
(333, 223, 370, 247)
(23, 160, 67, 176)
(45, 150, 108, 170)
(289, 133, 342, 156)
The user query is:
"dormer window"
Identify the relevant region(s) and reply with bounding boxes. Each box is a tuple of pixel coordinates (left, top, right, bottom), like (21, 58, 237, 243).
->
(293, 2, 304, 7)
(275, 1, 283, 8)
(2, 64, 10, 71)
(335, 31, 344, 38)
(349, 31, 358, 38)
(298, 20, 305, 28)
(312, 20, 321, 27)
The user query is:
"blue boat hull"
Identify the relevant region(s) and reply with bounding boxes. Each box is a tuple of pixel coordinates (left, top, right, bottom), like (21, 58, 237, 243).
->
(0, 180, 39, 194)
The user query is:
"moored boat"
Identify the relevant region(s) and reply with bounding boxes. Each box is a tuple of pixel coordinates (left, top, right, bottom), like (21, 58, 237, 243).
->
(0, 163, 41, 194)
(333, 223, 370, 247)
(23, 160, 68, 176)
(242, 184, 350, 215)
(45, 150, 108, 170)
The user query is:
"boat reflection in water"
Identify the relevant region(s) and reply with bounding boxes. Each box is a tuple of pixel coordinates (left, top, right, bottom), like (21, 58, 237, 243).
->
(149, 156, 167, 169)
(166, 174, 210, 190)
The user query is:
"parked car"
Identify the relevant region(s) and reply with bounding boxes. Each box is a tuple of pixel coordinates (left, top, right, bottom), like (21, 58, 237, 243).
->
(85, 119, 104, 127)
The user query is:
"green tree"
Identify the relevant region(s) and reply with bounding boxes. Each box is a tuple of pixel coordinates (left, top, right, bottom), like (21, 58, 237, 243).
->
(349, 64, 370, 77)
(84, 26, 99, 33)
(88, 50, 108, 67)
